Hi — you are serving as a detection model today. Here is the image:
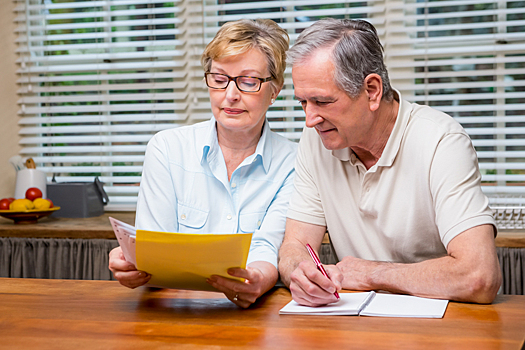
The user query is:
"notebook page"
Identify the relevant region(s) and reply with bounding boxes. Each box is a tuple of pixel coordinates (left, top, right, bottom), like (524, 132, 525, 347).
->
(359, 293, 448, 318)
(279, 292, 375, 316)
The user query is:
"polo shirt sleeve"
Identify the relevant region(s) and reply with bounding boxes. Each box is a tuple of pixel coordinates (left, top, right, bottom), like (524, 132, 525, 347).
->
(430, 132, 496, 249)
(287, 127, 327, 227)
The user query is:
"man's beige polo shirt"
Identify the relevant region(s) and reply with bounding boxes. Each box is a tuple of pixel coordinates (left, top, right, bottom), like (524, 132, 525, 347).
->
(287, 94, 495, 263)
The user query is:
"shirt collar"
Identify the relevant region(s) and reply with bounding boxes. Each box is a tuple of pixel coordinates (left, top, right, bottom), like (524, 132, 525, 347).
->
(201, 117, 272, 173)
(332, 89, 407, 168)
(376, 89, 407, 168)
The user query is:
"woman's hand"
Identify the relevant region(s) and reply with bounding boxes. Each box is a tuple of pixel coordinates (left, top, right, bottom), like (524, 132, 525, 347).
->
(206, 261, 278, 308)
(108, 246, 151, 289)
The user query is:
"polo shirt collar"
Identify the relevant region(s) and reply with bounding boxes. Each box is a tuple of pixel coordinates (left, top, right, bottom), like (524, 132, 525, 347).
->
(332, 89, 407, 168)
(201, 117, 272, 173)
(376, 89, 406, 168)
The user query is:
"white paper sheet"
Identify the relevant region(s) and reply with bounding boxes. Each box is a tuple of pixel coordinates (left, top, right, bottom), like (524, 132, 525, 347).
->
(279, 291, 449, 318)
(109, 217, 137, 265)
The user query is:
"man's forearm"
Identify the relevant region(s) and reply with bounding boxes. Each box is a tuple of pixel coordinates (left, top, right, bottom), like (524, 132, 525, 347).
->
(278, 219, 328, 287)
(369, 256, 499, 303)
(278, 241, 311, 287)
(338, 225, 502, 304)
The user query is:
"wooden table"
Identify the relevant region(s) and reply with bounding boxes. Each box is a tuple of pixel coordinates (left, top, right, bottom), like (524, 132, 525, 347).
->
(0, 278, 523, 349)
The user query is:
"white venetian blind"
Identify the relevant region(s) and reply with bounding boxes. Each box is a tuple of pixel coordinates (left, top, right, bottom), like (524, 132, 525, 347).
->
(13, 0, 525, 213)
(14, 0, 190, 209)
(385, 0, 525, 209)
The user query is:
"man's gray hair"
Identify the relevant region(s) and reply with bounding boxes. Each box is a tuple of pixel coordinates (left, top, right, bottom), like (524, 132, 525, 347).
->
(288, 18, 393, 101)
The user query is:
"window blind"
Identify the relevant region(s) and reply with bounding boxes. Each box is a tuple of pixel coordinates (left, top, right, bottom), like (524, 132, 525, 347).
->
(13, 0, 525, 214)
(15, 0, 189, 209)
(14, 0, 372, 210)
(385, 0, 525, 214)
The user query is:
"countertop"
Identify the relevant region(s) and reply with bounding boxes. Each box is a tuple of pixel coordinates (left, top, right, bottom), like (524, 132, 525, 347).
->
(0, 212, 524, 247)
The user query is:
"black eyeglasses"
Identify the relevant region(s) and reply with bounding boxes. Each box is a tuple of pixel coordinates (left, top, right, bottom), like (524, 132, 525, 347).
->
(204, 73, 272, 92)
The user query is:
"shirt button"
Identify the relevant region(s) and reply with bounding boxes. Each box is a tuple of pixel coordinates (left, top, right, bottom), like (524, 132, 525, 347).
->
(231, 183, 237, 188)
(227, 214, 232, 220)
(257, 220, 261, 227)
(181, 214, 186, 220)
(252, 157, 257, 163)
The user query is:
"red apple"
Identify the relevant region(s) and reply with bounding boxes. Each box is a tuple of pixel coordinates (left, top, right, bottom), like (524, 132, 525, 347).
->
(25, 187, 43, 201)
(0, 198, 14, 210)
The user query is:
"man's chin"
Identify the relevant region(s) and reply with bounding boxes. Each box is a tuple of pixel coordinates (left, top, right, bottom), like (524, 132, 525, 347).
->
(317, 133, 344, 151)
(320, 140, 345, 151)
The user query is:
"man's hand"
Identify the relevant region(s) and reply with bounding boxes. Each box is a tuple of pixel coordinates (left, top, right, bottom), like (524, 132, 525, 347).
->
(289, 260, 343, 306)
(108, 246, 151, 289)
(336, 256, 382, 291)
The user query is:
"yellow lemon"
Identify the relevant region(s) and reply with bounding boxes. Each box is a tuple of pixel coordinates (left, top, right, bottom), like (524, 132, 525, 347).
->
(10, 198, 35, 211)
(33, 198, 52, 210)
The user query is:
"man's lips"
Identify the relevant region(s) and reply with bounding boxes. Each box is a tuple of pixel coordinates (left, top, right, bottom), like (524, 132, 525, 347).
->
(316, 127, 336, 134)
(223, 108, 245, 115)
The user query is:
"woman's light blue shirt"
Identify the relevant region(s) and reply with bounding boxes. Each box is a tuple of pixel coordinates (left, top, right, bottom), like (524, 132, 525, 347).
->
(135, 118, 298, 268)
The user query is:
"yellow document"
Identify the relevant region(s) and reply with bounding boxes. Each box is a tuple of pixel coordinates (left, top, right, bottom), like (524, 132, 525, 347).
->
(136, 229, 252, 291)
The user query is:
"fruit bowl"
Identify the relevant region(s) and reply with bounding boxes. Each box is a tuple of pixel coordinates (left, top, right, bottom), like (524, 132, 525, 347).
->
(0, 207, 61, 224)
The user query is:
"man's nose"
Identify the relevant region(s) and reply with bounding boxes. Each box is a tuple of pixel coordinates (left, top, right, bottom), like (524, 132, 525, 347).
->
(304, 104, 323, 128)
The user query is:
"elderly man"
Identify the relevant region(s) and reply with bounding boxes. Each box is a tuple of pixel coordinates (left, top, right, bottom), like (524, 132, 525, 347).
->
(278, 18, 502, 306)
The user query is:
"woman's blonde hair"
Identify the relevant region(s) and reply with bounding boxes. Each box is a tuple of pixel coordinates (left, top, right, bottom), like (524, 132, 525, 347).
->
(201, 19, 289, 91)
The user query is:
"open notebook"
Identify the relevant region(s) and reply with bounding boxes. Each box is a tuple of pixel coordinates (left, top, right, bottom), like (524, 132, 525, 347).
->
(279, 291, 449, 318)
(109, 217, 252, 291)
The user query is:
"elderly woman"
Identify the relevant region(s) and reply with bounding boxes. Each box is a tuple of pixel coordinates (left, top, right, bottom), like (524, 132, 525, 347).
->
(109, 19, 297, 308)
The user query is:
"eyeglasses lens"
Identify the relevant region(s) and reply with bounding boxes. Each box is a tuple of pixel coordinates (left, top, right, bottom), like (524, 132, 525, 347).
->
(206, 74, 261, 92)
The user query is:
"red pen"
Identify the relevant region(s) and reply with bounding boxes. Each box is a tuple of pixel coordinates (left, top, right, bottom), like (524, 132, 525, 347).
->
(305, 243, 340, 299)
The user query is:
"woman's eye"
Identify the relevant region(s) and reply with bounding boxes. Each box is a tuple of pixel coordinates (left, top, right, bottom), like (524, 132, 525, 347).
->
(214, 77, 228, 83)
(239, 78, 258, 88)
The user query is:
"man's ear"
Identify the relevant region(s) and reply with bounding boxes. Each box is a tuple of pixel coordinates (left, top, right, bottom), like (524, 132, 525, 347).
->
(364, 74, 383, 112)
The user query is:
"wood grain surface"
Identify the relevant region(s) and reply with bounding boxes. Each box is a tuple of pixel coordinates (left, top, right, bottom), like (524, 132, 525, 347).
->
(0, 278, 523, 349)
(0, 212, 134, 239)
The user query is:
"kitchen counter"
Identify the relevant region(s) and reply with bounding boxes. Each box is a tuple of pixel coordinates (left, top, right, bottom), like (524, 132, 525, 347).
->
(0, 212, 135, 239)
(1, 212, 524, 247)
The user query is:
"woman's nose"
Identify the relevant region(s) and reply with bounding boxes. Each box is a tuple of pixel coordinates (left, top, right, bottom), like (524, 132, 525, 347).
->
(225, 80, 241, 101)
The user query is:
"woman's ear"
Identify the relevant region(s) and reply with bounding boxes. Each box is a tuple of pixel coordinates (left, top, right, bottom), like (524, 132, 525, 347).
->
(364, 74, 383, 112)
(271, 83, 283, 104)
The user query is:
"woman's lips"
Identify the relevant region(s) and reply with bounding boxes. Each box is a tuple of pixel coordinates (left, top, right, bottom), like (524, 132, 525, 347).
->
(223, 108, 245, 115)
